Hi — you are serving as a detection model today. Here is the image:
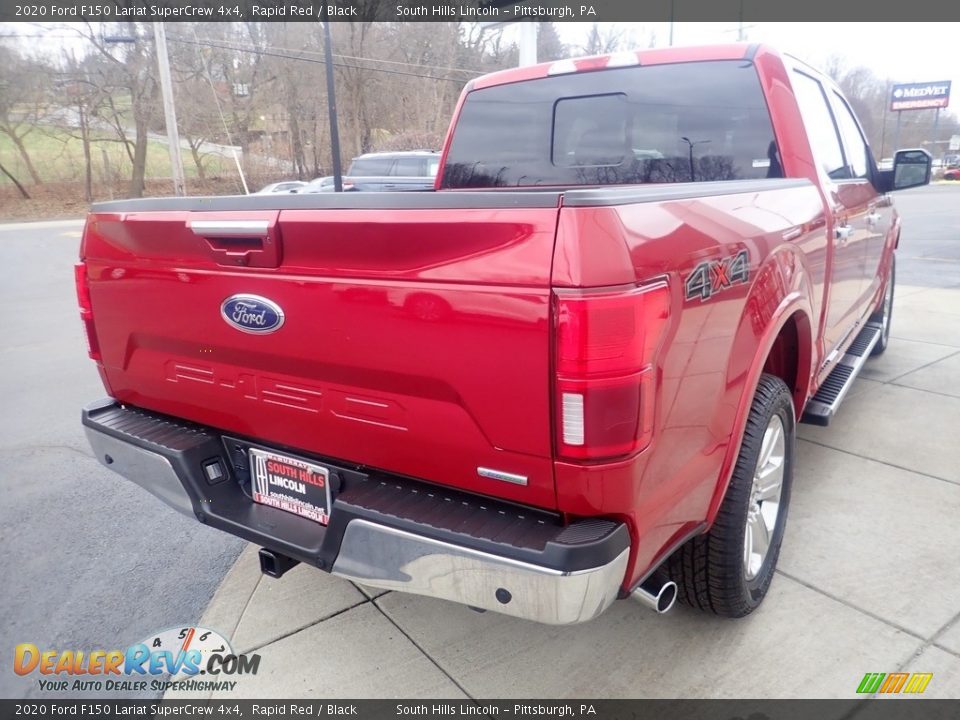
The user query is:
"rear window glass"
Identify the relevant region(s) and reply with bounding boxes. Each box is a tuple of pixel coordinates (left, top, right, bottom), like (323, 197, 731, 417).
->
(441, 60, 781, 189)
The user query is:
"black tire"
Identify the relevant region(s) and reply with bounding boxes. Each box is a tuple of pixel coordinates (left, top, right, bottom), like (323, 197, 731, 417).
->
(667, 374, 795, 618)
(869, 253, 895, 357)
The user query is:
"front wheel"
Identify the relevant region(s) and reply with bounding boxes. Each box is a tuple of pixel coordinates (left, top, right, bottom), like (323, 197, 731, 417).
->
(870, 253, 895, 357)
(667, 374, 795, 617)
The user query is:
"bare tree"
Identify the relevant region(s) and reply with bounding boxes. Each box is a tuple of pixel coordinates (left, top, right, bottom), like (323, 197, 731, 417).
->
(164, 26, 230, 182)
(50, 51, 108, 202)
(579, 23, 628, 55)
(0, 159, 30, 199)
(824, 54, 960, 159)
(0, 45, 51, 185)
(71, 22, 161, 198)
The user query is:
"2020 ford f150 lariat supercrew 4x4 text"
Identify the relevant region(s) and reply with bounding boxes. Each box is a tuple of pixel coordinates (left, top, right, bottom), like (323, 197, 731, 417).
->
(78, 45, 931, 624)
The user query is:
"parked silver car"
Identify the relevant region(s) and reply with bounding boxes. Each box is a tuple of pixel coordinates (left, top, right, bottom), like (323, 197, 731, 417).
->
(256, 181, 307, 194)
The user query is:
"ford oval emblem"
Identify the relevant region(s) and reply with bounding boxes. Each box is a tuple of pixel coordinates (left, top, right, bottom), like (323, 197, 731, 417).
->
(221, 294, 285, 334)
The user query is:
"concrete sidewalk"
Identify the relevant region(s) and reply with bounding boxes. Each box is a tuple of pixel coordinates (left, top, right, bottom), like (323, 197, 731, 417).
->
(172, 282, 960, 700)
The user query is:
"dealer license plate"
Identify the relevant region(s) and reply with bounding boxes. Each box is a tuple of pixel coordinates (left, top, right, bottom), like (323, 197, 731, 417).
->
(250, 448, 331, 526)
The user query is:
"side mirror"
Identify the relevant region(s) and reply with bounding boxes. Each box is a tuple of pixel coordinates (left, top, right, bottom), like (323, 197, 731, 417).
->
(878, 148, 932, 192)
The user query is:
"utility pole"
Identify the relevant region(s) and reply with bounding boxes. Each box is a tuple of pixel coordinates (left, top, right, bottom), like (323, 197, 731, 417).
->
(879, 82, 889, 159)
(477, 21, 537, 68)
(153, 22, 186, 196)
(321, 13, 344, 192)
(932, 107, 941, 162)
(518, 23, 538, 66)
(681, 137, 710, 182)
(669, 2, 675, 45)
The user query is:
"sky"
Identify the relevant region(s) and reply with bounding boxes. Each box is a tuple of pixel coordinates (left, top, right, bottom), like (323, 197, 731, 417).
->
(2, 21, 957, 121)
(555, 22, 960, 108)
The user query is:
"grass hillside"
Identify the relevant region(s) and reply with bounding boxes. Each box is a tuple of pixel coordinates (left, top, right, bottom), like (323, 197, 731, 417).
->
(0, 125, 235, 185)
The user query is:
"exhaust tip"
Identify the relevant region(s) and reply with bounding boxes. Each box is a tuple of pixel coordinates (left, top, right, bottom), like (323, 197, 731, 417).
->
(631, 579, 678, 614)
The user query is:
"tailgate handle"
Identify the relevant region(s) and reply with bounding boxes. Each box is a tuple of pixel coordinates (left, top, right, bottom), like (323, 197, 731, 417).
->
(189, 219, 270, 237)
(188, 220, 280, 268)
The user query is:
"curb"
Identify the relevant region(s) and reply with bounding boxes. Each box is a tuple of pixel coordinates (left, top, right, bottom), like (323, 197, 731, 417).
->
(163, 545, 262, 700)
(200, 544, 264, 641)
(0, 219, 85, 231)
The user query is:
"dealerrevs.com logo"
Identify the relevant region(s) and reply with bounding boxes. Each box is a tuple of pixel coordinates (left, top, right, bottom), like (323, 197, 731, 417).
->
(14, 626, 261, 693)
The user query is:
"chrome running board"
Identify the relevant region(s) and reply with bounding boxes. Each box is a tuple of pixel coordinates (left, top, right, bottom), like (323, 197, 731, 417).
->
(801, 322, 883, 427)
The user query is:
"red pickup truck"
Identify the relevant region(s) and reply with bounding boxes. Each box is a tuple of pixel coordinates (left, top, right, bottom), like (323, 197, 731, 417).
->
(78, 44, 931, 624)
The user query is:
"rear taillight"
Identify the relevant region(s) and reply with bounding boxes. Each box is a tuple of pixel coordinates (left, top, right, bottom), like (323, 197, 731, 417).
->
(74, 262, 101, 361)
(554, 282, 670, 461)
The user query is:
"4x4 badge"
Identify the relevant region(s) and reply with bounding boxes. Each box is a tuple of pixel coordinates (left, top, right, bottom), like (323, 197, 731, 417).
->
(685, 250, 750, 302)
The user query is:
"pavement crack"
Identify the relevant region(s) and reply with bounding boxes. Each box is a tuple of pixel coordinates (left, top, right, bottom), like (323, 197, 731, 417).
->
(0, 443, 94, 459)
(370, 596, 477, 702)
(239, 597, 371, 655)
(887, 608, 960, 683)
(887, 345, 960, 382)
(888, 334, 960, 349)
(887, 382, 960, 401)
(228, 571, 263, 645)
(884, 348, 960, 386)
(775, 569, 928, 643)
(927, 609, 960, 661)
(797, 438, 960, 488)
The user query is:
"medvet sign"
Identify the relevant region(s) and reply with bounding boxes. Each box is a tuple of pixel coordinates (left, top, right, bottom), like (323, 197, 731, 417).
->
(890, 81, 952, 111)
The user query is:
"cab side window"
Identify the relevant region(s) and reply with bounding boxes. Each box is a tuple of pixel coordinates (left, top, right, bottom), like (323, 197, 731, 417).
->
(791, 71, 848, 180)
(830, 92, 870, 180)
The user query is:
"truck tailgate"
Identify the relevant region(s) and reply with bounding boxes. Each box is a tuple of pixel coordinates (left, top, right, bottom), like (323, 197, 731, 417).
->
(82, 195, 562, 509)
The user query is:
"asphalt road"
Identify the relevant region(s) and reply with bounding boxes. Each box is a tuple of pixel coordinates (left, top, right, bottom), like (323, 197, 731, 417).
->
(0, 220, 243, 699)
(894, 183, 960, 287)
(0, 184, 956, 700)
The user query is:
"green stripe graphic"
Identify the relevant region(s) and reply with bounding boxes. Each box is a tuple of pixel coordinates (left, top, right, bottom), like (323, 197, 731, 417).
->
(857, 673, 885, 694)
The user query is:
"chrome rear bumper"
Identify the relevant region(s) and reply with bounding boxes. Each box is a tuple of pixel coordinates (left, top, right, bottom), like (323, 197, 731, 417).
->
(331, 520, 629, 624)
(84, 426, 195, 518)
(83, 399, 630, 625)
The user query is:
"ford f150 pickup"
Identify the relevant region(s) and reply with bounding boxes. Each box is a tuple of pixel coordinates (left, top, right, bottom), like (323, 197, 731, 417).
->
(78, 44, 931, 624)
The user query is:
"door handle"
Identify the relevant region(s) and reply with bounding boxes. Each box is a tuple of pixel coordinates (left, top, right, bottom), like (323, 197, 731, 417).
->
(835, 225, 853, 244)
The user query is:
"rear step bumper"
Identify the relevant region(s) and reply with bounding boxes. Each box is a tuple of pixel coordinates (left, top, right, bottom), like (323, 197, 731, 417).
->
(82, 398, 630, 625)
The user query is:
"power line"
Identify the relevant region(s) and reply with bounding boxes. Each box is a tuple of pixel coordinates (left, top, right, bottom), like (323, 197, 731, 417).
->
(167, 33, 481, 77)
(164, 35, 471, 84)
(3, 30, 485, 79)
(0, 33, 79, 38)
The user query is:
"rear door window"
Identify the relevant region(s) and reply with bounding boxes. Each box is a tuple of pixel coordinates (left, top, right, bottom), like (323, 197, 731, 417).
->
(441, 60, 781, 188)
(393, 157, 424, 176)
(348, 157, 394, 176)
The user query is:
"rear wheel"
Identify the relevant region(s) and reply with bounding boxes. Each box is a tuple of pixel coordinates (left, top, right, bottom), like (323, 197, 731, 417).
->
(667, 374, 795, 617)
(870, 253, 895, 357)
